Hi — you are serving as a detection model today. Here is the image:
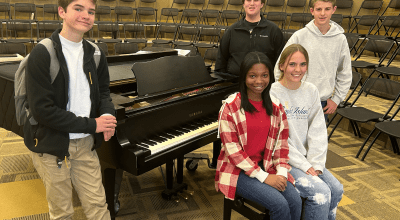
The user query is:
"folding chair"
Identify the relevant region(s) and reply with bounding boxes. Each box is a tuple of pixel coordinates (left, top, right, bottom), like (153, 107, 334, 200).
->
(114, 42, 139, 55)
(0, 42, 26, 56)
(123, 22, 148, 48)
(199, 0, 224, 26)
(95, 5, 112, 22)
(328, 78, 400, 142)
(152, 23, 178, 47)
(114, 6, 135, 24)
(373, 43, 400, 80)
(173, 24, 199, 47)
(263, 0, 287, 29)
(36, 20, 62, 42)
(95, 42, 109, 56)
(159, 8, 180, 24)
(203, 47, 218, 72)
(349, 0, 383, 34)
(335, 0, 354, 32)
(219, 0, 243, 29)
(5, 20, 34, 44)
(97, 21, 122, 43)
(136, 0, 158, 35)
(0, 2, 11, 20)
(13, 3, 36, 21)
(327, 71, 363, 127)
(193, 25, 221, 50)
(43, 4, 58, 20)
(356, 104, 400, 161)
(351, 38, 396, 79)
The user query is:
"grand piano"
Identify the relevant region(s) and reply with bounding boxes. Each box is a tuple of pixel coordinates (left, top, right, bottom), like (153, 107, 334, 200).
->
(0, 50, 237, 220)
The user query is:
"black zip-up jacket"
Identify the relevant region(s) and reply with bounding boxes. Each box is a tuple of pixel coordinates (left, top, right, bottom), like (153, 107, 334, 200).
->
(24, 29, 115, 158)
(215, 16, 285, 77)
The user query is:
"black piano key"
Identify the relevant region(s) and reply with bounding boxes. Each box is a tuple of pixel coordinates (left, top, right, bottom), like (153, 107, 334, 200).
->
(177, 127, 191, 132)
(136, 143, 149, 148)
(166, 129, 182, 136)
(143, 140, 157, 146)
(151, 136, 167, 143)
(160, 133, 174, 139)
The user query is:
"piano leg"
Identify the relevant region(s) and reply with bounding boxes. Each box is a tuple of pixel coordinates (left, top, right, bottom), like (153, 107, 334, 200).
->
(161, 156, 188, 200)
(209, 139, 221, 169)
(104, 168, 123, 220)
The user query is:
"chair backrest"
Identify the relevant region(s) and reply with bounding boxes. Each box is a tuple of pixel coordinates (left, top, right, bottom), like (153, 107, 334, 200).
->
(95, 6, 112, 22)
(6, 20, 33, 40)
(138, 0, 157, 7)
(331, 14, 344, 25)
(114, 6, 135, 22)
(354, 38, 396, 65)
(285, 0, 308, 13)
(155, 23, 178, 40)
(14, 3, 36, 20)
(136, 7, 157, 23)
(176, 25, 199, 42)
(95, 42, 109, 55)
(43, 4, 59, 20)
(0, 2, 10, 20)
(204, 47, 218, 64)
(354, 0, 383, 17)
(187, 0, 205, 10)
(0, 42, 26, 56)
(37, 20, 62, 40)
(352, 78, 400, 116)
(171, 0, 189, 9)
(114, 42, 139, 55)
(180, 8, 201, 24)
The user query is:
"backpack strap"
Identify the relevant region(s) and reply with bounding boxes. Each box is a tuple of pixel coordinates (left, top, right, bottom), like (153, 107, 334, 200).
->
(38, 38, 59, 84)
(87, 40, 101, 69)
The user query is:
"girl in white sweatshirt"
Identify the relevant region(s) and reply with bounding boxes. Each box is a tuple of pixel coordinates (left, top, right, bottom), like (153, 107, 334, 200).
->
(270, 44, 343, 220)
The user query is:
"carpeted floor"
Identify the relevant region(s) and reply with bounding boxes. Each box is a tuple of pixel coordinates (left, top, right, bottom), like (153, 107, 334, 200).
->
(1, 123, 400, 220)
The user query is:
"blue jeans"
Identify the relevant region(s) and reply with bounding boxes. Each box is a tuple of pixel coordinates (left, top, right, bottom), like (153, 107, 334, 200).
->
(290, 167, 344, 220)
(321, 101, 329, 122)
(236, 171, 302, 220)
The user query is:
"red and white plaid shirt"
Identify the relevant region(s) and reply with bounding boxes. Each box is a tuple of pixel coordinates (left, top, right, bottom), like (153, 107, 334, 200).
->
(215, 93, 295, 200)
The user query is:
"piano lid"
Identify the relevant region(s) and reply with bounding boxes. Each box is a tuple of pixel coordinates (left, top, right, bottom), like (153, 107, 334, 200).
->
(132, 55, 214, 96)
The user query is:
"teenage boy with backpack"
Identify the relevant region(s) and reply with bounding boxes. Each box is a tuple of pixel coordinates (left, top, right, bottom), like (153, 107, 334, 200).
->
(24, 0, 116, 219)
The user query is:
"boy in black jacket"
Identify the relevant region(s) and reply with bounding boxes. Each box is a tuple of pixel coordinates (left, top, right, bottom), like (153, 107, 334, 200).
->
(25, 0, 116, 219)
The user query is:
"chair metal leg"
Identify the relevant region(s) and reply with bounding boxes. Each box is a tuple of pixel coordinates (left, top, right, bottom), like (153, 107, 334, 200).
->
(223, 197, 233, 220)
(328, 116, 344, 141)
(327, 112, 338, 127)
(349, 120, 358, 137)
(389, 136, 399, 155)
(361, 131, 382, 161)
(353, 121, 362, 138)
(356, 128, 376, 158)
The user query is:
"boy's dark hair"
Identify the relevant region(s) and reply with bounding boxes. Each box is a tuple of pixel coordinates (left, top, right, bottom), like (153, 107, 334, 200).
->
(239, 51, 274, 116)
(58, 0, 97, 11)
(241, 0, 266, 4)
(310, 0, 336, 8)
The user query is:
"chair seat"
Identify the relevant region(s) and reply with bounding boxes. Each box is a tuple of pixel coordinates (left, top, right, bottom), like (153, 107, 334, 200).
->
(152, 39, 172, 44)
(375, 121, 400, 137)
(337, 107, 384, 123)
(351, 60, 376, 68)
(173, 41, 193, 46)
(4, 39, 32, 43)
(375, 66, 400, 76)
(97, 39, 122, 43)
(194, 43, 217, 48)
(125, 39, 147, 44)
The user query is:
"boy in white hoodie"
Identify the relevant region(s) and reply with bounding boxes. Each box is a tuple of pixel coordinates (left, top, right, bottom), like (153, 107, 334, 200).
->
(274, 0, 352, 122)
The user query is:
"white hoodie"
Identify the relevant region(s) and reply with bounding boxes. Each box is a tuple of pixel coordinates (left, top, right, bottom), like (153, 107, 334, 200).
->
(274, 20, 352, 105)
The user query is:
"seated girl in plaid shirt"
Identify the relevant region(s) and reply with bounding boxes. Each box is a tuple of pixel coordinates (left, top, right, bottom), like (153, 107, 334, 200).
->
(215, 51, 302, 220)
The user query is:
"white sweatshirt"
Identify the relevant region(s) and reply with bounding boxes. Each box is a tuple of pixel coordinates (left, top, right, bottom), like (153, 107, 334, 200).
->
(270, 82, 328, 173)
(274, 20, 352, 105)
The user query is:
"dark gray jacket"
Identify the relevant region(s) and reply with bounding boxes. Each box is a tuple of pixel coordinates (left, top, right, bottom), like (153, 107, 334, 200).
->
(24, 29, 115, 158)
(215, 16, 285, 76)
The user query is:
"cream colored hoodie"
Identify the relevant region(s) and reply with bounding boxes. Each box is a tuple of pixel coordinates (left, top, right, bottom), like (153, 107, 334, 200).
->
(274, 20, 352, 105)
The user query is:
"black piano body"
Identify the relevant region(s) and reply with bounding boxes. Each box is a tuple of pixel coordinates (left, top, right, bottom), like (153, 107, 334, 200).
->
(99, 53, 238, 219)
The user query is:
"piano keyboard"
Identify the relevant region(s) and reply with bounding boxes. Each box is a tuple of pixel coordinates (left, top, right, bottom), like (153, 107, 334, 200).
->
(136, 118, 218, 155)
